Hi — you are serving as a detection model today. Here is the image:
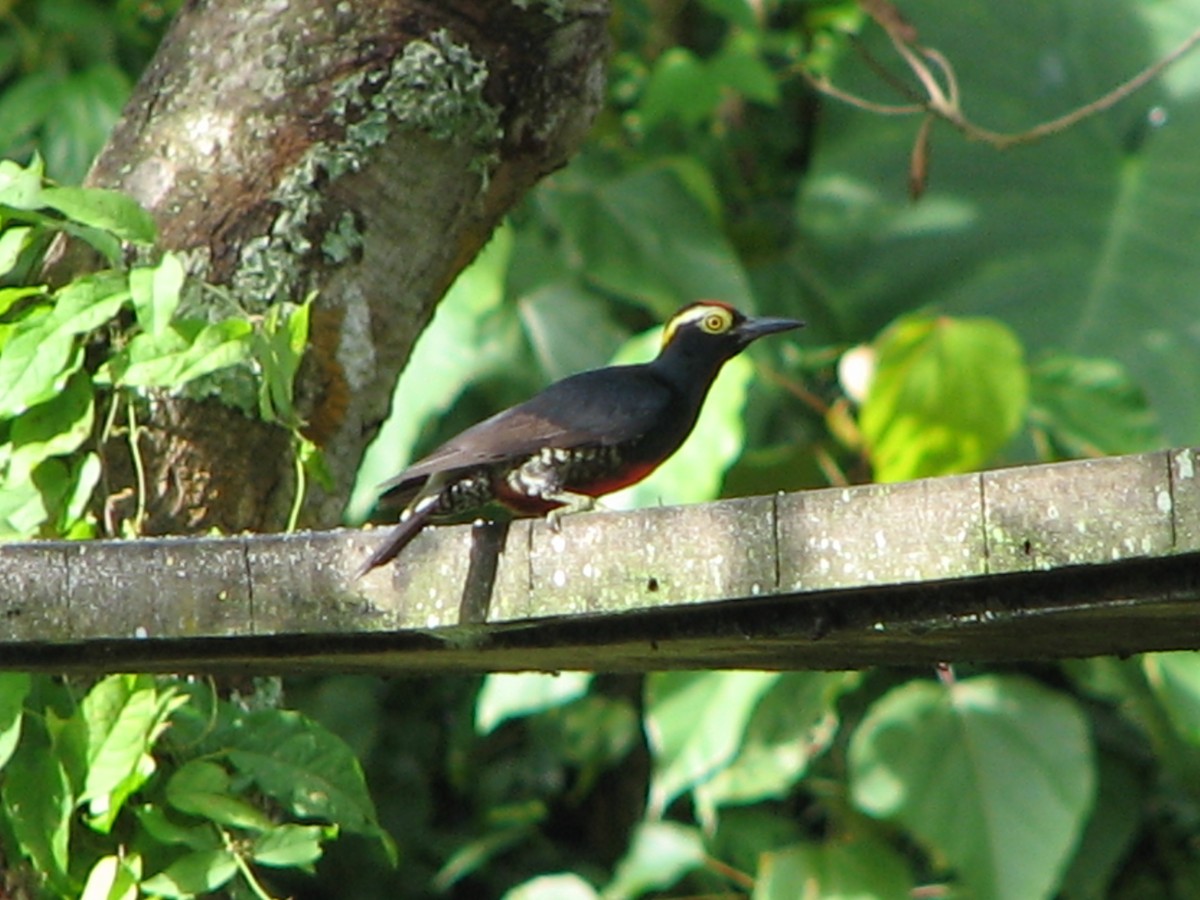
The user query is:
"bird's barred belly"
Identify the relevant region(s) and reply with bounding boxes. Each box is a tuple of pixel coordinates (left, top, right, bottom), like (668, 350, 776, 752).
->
(507, 445, 623, 496)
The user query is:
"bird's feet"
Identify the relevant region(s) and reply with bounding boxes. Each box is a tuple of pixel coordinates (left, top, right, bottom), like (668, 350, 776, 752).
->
(545, 491, 597, 533)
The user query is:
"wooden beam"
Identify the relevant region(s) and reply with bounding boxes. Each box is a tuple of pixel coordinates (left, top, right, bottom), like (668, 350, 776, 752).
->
(1, 448, 1197, 673)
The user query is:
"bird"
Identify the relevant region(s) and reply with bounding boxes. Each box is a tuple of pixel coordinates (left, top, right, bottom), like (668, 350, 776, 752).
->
(355, 300, 804, 577)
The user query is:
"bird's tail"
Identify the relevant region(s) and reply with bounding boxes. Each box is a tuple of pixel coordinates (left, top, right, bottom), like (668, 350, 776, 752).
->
(353, 499, 438, 579)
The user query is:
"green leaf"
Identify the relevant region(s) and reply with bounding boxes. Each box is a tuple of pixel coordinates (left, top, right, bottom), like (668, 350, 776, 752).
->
(0, 285, 49, 319)
(0, 72, 59, 147)
(753, 837, 914, 900)
(603, 821, 705, 900)
(552, 166, 753, 320)
(41, 185, 156, 244)
(604, 326, 754, 510)
(60, 451, 102, 532)
(0, 224, 33, 277)
(709, 31, 780, 105)
(476, 672, 594, 735)
(860, 314, 1028, 481)
(81, 854, 140, 900)
(133, 804, 222, 851)
(140, 848, 239, 898)
(638, 48, 721, 128)
(518, 282, 628, 381)
(100, 317, 253, 388)
(76, 674, 184, 833)
(255, 296, 311, 426)
(644, 671, 780, 819)
(0, 156, 45, 209)
(39, 65, 131, 185)
(2, 723, 73, 887)
(1030, 353, 1165, 458)
(252, 823, 332, 867)
(226, 709, 388, 845)
(695, 672, 855, 811)
(535, 694, 638, 777)
(9, 369, 95, 479)
(1143, 652, 1200, 745)
(0, 275, 127, 417)
(849, 674, 1094, 900)
(0, 469, 52, 538)
(129, 252, 185, 337)
(165, 759, 275, 832)
(0, 672, 31, 772)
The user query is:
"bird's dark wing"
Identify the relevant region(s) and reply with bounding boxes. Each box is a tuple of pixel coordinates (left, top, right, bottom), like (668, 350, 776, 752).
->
(377, 364, 678, 499)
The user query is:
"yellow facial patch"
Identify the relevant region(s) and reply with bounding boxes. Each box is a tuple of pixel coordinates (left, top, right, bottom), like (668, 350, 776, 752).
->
(661, 303, 736, 348)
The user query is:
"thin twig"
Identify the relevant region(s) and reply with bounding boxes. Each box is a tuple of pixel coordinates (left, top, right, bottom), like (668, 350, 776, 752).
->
(801, 17, 1200, 151)
(794, 65, 922, 116)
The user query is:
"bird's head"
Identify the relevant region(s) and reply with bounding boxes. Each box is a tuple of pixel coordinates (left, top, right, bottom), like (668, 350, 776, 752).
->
(659, 301, 804, 363)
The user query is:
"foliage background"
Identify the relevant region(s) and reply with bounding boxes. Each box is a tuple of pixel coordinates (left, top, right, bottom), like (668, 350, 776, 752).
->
(3, 0, 1200, 897)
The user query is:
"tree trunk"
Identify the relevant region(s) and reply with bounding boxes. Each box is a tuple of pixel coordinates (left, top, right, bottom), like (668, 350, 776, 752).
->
(76, 0, 609, 534)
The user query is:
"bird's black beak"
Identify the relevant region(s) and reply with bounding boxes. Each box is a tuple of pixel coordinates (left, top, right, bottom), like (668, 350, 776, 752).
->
(734, 315, 805, 346)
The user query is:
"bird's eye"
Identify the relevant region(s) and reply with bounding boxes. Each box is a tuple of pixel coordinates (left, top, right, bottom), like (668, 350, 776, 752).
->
(702, 312, 729, 333)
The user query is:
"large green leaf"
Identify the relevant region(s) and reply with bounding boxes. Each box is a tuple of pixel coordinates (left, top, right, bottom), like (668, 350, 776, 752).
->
(798, 0, 1200, 443)
(644, 671, 779, 819)
(849, 674, 1094, 900)
(859, 314, 1028, 481)
(74, 674, 185, 833)
(226, 709, 388, 848)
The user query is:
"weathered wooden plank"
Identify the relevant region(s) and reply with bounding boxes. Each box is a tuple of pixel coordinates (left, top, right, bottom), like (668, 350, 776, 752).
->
(778, 474, 985, 590)
(983, 453, 1174, 571)
(0, 448, 1197, 673)
(1172, 447, 1200, 551)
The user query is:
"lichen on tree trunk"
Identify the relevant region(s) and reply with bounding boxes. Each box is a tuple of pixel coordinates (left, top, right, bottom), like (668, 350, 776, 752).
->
(80, 0, 609, 535)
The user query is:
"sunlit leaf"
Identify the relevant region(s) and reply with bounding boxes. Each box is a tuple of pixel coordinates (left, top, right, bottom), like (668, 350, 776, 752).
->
(860, 314, 1027, 481)
(140, 848, 238, 898)
(603, 821, 705, 900)
(849, 674, 1094, 900)
(42, 185, 156, 244)
(129, 252, 185, 337)
(644, 671, 779, 819)
(476, 672, 593, 735)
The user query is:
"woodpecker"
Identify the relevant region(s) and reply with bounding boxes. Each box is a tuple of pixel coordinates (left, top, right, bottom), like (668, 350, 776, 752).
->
(355, 301, 803, 577)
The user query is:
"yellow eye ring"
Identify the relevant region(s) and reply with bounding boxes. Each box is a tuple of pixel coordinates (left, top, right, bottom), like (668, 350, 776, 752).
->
(702, 311, 731, 333)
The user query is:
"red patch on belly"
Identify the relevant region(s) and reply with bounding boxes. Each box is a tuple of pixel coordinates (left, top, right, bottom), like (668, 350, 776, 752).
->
(492, 460, 662, 515)
(574, 460, 660, 497)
